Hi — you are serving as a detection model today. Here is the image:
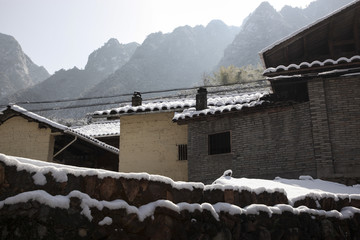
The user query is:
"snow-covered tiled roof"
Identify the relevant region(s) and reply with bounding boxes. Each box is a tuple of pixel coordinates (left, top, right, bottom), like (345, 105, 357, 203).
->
(64, 129, 119, 154)
(173, 91, 269, 122)
(93, 98, 196, 117)
(71, 120, 120, 138)
(6, 105, 67, 130)
(93, 91, 270, 120)
(263, 55, 360, 76)
(1, 105, 119, 155)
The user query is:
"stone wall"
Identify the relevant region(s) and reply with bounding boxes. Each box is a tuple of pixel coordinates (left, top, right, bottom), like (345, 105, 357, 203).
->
(188, 102, 315, 184)
(1, 158, 360, 239)
(2, 199, 359, 240)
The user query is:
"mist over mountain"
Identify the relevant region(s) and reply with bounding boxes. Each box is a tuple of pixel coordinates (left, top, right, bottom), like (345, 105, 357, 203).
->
(89, 20, 238, 95)
(303, 0, 353, 22)
(218, 2, 294, 68)
(60, 20, 239, 119)
(0, 33, 49, 99)
(1, 39, 139, 112)
(217, 0, 353, 68)
(85, 39, 139, 76)
(1, 0, 354, 120)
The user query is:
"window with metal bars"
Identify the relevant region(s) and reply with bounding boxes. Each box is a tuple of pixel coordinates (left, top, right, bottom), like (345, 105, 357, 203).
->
(208, 131, 231, 155)
(178, 144, 188, 160)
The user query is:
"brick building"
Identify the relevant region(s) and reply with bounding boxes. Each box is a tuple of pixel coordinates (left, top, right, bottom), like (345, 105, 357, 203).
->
(174, 0, 360, 184)
(93, 1, 360, 184)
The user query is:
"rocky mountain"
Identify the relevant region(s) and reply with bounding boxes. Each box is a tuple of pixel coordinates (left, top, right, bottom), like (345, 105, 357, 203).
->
(1, 39, 139, 112)
(302, 0, 354, 23)
(217, 0, 354, 68)
(90, 20, 238, 95)
(2, 0, 354, 120)
(85, 38, 139, 76)
(0, 33, 49, 99)
(61, 20, 239, 118)
(218, 2, 294, 68)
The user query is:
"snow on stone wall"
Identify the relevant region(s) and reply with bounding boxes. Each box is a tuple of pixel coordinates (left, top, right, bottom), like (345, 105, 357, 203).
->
(0, 153, 360, 239)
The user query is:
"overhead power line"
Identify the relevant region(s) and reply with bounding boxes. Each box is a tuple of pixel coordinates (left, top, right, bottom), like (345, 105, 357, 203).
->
(8, 79, 269, 105)
(0, 80, 270, 112)
(11, 86, 200, 105)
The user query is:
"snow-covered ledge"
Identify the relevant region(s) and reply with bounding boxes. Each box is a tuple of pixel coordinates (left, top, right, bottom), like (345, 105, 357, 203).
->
(1, 153, 360, 239)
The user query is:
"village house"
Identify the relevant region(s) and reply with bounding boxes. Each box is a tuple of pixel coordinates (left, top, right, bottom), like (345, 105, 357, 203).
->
(92, 88, 270, 181)
(175, 0, 360, 184)
(0, 105, 119, 171)
(93, 92, 190, 181)
(93, 0, 360, 184)
(259, 0, 360, 184)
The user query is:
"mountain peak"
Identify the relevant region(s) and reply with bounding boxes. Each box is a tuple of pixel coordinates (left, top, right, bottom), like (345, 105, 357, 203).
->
(0, 32, 16, 43)
(241, 1, 279, 25)
(217, 0, 352, 70)
(104, 38, 120, 47)
(206, 19, 227, 29)
(255, 1, 276, 14)
(85, 39, 138, 76)
(0, 32, 49, 99)
(241, 1, 285, 34)
(173, 25, 194, 34)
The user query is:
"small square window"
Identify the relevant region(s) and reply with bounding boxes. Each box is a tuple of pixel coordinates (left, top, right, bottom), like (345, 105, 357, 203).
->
(208, 132, 231, 155)
(178, 144, 187, 160)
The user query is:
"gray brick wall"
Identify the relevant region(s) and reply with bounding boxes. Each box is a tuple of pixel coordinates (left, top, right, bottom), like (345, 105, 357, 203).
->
(308, 79, 334, 178)
(188, 75, 360, 184)
(188, 102, 315, 183)
(323, 76, 360, 178)
(307, 75, 360, 181)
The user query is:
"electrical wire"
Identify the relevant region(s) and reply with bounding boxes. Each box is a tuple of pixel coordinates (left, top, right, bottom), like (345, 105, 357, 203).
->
(11, 86, 200, 105)
(2, 62, 358, 112)
(0, 79, 270, 112)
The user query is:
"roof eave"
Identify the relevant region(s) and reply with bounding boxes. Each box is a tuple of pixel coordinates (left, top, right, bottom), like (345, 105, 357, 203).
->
(93, 134, 120, 138)
(1, 106, 66, 132)
(93, 108, 184, 119)
(65, 130, 119, 155)
(260, 0, 360, 68)
(264, 62, 360, 78)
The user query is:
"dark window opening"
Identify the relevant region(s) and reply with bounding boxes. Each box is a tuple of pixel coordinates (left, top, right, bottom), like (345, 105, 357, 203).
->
(271, 80, 309, 102)
(178, 144, 187, 160)
(209, 132, 231, 155)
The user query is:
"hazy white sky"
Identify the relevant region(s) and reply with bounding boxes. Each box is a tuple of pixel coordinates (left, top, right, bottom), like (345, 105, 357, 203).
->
(0, 0, 314, 74)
